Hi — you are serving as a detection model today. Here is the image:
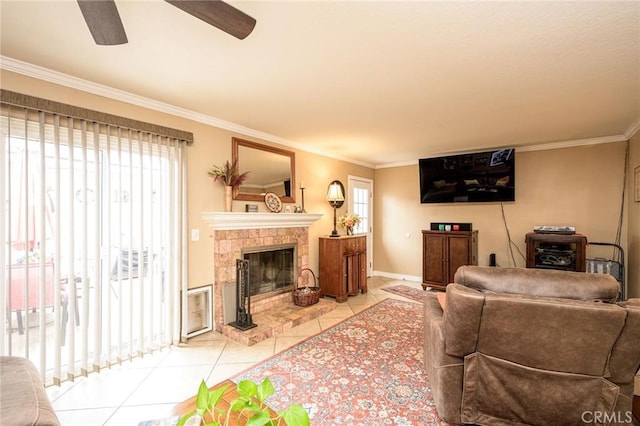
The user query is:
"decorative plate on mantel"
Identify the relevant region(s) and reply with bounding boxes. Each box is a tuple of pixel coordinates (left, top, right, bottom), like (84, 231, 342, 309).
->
(264, 192, 283, 213)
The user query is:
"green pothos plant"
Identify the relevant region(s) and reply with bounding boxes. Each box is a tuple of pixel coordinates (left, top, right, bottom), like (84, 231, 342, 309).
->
(177, 377, 310, 426)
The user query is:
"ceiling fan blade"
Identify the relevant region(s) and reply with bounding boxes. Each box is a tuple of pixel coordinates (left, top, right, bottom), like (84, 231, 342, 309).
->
(165, 0, 256, 40)
(77, 0, 128, 45)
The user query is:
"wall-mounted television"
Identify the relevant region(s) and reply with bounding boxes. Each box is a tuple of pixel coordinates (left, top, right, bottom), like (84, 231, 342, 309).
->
(419, 149, 515, 204)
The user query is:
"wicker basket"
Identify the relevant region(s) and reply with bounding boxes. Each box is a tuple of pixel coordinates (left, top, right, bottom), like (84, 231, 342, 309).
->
(292, 268, 320, 307)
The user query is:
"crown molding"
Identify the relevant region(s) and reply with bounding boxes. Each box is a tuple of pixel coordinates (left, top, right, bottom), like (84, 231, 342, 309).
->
(0, 56, 374, 168)
(625, 117, 640, 139)
(516, 134, 629, 152)
(375, 160, 418, 169)
(375, 134, 630, 169)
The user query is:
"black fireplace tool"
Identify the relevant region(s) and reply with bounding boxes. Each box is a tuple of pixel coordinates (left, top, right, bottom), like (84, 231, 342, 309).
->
(230, 259, 257, 331)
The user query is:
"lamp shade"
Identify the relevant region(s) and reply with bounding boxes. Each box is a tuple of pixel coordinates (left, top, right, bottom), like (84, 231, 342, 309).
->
(327, 180, 345, 237)
(326, 181, 345, 204)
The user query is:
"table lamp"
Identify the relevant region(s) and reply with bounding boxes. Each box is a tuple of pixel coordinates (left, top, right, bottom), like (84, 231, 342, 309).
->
(326, 180, 345, 237)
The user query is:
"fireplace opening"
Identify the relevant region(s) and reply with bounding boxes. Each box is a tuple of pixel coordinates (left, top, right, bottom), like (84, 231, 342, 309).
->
(242, 244, 297, 300)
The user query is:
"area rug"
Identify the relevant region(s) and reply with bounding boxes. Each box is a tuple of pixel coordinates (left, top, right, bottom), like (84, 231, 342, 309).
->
(232, 298, 448, 425)
(381, 284, 428, 303)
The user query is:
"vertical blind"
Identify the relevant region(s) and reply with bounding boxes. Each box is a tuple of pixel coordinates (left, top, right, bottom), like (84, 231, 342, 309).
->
(1, 91, 191, 386)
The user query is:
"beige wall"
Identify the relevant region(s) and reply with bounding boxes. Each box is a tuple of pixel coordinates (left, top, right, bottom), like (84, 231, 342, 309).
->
(628, 129, 640, 298)
(373, 143, 629, 282)
(1, 70, 374, 289)
(2, 69, 636, 298)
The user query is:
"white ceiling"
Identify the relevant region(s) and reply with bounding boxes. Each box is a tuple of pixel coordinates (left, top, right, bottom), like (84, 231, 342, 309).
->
(1, 1, 639, 167)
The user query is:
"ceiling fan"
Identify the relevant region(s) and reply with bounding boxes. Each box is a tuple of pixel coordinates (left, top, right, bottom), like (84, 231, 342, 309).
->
(77, 0, 256, 45)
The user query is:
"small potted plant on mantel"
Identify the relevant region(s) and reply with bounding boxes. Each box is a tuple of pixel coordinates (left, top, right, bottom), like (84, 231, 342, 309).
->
(208, 159, 250, 212)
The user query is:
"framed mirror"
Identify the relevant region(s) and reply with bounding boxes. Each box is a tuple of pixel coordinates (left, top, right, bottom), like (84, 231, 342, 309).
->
(232, 138, 296, 203)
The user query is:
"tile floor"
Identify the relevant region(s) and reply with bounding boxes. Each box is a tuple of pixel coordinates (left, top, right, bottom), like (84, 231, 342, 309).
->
(46, 276, 423, 425)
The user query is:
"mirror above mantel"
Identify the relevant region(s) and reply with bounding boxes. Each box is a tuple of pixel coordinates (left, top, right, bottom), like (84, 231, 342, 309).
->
(232, 137, 296, 203)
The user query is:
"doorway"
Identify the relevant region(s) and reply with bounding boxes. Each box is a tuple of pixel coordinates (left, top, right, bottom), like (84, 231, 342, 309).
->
(347, 175, 373, 276)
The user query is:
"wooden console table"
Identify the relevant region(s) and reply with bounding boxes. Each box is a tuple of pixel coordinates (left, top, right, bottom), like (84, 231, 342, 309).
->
(319, 235, 367, 302)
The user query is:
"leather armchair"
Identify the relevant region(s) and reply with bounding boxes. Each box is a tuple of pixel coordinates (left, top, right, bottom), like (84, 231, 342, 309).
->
(423, 266, 640, 425)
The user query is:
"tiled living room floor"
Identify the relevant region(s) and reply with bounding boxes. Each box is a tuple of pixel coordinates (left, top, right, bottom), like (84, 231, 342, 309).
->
(46, 276, 422, 426)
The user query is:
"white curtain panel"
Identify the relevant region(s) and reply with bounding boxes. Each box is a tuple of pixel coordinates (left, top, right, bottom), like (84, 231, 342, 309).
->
(1, 95, 189, 386)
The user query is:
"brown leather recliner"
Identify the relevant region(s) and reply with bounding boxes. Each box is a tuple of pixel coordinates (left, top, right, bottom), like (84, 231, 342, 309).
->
(423, 265, 640, 425)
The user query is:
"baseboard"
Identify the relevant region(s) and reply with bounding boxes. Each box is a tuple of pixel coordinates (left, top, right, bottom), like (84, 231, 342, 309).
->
(372, 270, 422, 282)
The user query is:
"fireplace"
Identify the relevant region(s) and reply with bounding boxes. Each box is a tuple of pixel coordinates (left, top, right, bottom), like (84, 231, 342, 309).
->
(242, 244, 296, 300)
(202, 212, 323, 335)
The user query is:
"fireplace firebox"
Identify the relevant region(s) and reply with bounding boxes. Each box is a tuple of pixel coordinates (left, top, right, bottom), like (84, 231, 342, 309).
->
(242, 243, 296, 300)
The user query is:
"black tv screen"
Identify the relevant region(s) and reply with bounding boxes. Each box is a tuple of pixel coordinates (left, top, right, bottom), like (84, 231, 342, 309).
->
(419, 149, 515, 203)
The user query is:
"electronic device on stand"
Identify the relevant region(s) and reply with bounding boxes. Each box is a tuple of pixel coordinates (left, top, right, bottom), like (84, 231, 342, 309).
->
(533, 225, 576, 235)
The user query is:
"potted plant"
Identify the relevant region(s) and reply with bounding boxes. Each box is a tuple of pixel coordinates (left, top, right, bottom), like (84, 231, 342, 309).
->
(208, 159, 249, 212)
(177, 376, 309, 426)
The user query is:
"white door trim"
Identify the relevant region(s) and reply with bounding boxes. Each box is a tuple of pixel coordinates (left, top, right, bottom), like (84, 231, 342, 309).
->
(347, 175, 373, 277)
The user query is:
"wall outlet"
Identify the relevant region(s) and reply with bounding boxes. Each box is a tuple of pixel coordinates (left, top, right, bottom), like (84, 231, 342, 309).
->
(191, 228, 200, 241)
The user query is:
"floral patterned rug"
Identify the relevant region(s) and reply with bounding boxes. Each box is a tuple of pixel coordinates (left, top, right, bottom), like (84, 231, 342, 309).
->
(232, 298, 448, 425)
(381, 284, 428, 303)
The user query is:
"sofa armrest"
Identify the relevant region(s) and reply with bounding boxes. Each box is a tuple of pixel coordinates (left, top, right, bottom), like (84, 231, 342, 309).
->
(423, 293, 464, 423)
(443, 284, 485, 358)
(0, 356, 60, 426)
(609, 299, 640, 385)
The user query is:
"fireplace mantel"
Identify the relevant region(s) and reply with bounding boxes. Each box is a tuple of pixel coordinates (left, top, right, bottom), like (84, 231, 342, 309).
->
(202, 212, 323, 230)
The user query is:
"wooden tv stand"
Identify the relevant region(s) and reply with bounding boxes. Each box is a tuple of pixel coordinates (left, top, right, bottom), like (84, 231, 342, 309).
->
(525, 232, 587, 272)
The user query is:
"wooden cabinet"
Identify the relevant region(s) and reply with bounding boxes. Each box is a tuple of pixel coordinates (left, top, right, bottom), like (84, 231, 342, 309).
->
(422, 230, 478, 290)
(525, 232, 587, 272)
(319, 235, 367, 302)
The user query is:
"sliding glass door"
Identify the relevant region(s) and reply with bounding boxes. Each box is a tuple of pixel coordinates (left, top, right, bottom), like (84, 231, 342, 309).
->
(1, 104, 187, 385)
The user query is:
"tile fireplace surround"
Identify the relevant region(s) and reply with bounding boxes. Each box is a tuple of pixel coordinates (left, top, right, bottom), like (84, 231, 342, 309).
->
(202, 212, 333, 345)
